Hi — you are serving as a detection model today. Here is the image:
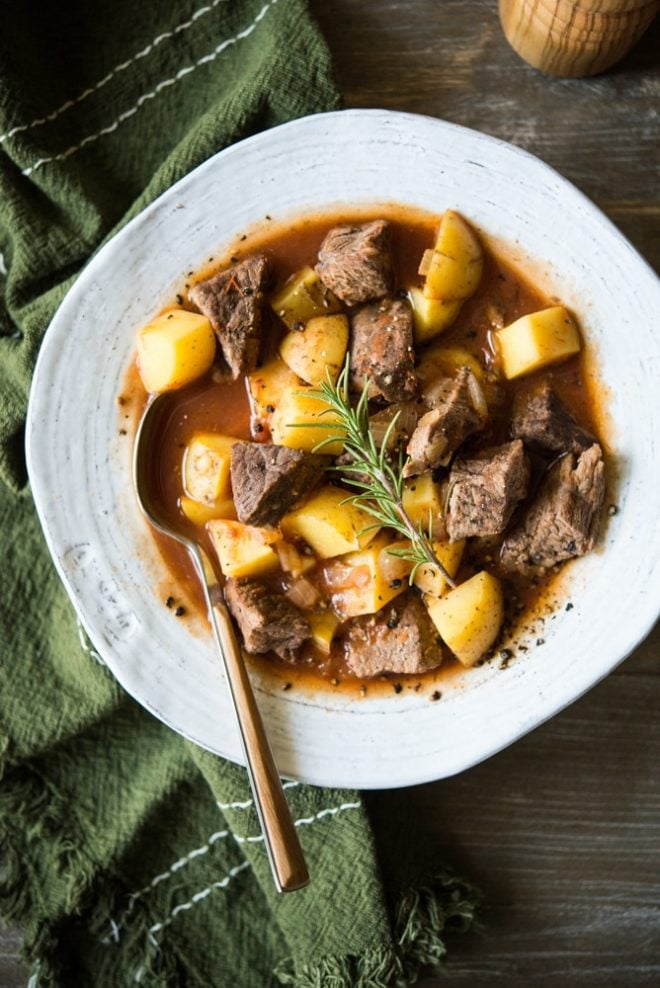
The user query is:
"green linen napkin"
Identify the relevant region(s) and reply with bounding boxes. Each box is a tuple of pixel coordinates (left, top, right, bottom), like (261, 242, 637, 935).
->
(0, 2, 479, 985)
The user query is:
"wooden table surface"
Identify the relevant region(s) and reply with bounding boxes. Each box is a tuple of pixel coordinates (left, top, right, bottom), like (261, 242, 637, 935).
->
(310, 1, 660, 984)
(2, 2, 658, 985)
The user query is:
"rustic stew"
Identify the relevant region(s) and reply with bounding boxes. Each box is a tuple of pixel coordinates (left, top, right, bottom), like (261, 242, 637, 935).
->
(131, 205, 606, 687)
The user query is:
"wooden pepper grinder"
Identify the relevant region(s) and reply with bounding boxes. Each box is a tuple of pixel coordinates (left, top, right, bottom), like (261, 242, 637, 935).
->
(499, 0, 658, 77)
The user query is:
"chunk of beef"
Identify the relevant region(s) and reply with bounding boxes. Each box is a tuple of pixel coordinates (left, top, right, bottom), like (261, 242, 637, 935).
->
(316, 220, 393, 306)
(447, 440, 531, 542)
(403, 367, 487, 477)
(511, 383, 596, 456)
(501, 443, 605, 575)
(349, 298, 417, 402)
(344, 592, 443, 677)
(225, 578, 310, 660)
(230, 442, 324, 527)
(189, 255, 271, 379)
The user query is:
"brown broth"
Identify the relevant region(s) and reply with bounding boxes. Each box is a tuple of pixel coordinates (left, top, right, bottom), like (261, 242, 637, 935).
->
(128, 205, 606, 695)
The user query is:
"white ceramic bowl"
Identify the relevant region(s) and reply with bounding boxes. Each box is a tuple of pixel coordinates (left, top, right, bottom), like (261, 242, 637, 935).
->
(26, 110, 660, 788)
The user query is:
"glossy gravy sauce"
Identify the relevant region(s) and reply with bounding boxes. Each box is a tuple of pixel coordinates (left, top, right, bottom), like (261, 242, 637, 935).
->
(126, 205, 604, 697)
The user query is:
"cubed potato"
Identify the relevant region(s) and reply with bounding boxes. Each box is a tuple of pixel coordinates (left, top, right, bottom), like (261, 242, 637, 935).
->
(247, 358, 302, 429)
(207, 519, 280, 579)
(495, 305, 581, 380)
(408, 287, 462, 344)
(279, 314, 349, 386)
(180, 495, 236, 526)
(271, 266, 342, 329)
(137, 309, 216, 393)
(309, 611, 339, 654)
(330, 535, 408, 618)
(183, 433, 237, 505)
(413, 540, 465, 597)
(417, 344, 484, 386)
(402, 473, 444, 534)
(270, 388, 345, 455)
(425, 570, 503, 667)
(422, 211, 484, 302)
(281, 485, 378, 558)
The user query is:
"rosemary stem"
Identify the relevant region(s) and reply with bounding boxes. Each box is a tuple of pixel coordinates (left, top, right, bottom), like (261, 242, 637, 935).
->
(307, 357, 457, 592)
(364, 458, 457, 590)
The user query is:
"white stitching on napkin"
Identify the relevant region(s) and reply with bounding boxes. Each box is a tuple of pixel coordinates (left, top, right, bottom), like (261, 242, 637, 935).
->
(21, 0, 279, 177)
(27, 961, 41, 988)
(0, 1, 229, 145)
(232, 800, 361, 843)
(216, 779, 299, 811)
(101, 797, 360, 946)
(134, 803, 361, 974)
(133, 860, 250, 980)
(146, 860, 250, 940)
(101, 828, 231, 944)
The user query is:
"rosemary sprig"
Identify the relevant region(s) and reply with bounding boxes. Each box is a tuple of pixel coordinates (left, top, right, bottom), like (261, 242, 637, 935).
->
(303, 358, 456, 589)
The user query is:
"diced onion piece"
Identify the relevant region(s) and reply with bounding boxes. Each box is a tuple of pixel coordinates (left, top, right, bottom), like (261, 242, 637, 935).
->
(483, 381, 506, 410)
(467, 371, 489, 421)
(322, 561, 372, 591)
(421, 376, 453, 408)
(285, 577, 320, 610)
(322, 561, 355, 590)
(369, 402, 419, 449)
(331, 536, 407, 618)
(277, 541, 304, 576)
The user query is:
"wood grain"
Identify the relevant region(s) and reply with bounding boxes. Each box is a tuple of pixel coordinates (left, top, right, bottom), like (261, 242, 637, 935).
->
(420, 662, 660, 985)
(312, 0, 660, 209)
(499, 0, 658, 77)
(2, 1, 658, 983)
(309, 3, 659, 983)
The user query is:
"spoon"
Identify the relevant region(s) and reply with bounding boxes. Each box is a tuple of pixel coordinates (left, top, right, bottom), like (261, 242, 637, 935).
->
(134, 392, 310, 893)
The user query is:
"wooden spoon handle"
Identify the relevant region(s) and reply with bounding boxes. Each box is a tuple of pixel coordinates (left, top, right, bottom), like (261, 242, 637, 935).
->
(211, 601, 310, 893)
